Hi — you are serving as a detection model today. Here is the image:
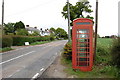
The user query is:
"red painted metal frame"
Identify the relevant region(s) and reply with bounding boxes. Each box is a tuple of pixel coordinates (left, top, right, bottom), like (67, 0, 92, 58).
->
(72, 18, 93, 71)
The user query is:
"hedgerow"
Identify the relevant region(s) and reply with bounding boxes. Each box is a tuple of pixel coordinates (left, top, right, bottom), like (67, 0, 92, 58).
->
(2, 35, 13, 48)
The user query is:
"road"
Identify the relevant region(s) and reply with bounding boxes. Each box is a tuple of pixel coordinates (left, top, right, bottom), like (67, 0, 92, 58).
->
(0, 40, 67, 79)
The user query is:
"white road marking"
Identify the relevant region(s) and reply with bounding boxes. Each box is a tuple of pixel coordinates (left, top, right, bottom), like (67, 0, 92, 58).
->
(31, 73, 39, 79)
(40, 68, 44, 72)
(0, 51, 35, 64)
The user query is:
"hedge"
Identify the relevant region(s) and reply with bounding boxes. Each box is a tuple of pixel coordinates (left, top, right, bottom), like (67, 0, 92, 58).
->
(1, 35, 54, 47)
(2, 35, 13, 48)
(12, 35, 51, 46)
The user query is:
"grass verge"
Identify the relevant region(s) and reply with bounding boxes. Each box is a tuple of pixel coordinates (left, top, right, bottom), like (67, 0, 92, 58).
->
(30, 41, 52, 45)
(0, 47, 13, 52)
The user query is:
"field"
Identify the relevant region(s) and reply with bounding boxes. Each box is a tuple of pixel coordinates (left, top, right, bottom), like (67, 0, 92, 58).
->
(61, 38, 118, 78)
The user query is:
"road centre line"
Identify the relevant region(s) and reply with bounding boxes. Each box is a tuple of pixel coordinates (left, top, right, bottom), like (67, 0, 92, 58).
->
(0, 51, 36, 64)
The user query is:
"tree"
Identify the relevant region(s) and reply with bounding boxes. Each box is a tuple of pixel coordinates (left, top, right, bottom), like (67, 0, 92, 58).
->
(56, 28, 67, 39)
(50, 27, 56, 35)
(14, 21, 25, 32)
(16, 29, 29, 36)
(50, 27, 56, 33)
(4, 23, 15, 34)
(61, 0, 93, 25)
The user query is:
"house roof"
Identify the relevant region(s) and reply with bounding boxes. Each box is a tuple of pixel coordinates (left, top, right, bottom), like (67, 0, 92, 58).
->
(25, 27, 40, 32)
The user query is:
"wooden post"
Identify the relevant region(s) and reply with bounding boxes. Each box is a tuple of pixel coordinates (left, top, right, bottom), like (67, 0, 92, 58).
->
(94, 0, 98, 61)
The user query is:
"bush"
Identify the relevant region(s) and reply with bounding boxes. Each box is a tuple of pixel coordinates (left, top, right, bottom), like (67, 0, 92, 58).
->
(111, 38, 120, 68)
(63, 42, 72, 60)
(2, 35, 13, 48)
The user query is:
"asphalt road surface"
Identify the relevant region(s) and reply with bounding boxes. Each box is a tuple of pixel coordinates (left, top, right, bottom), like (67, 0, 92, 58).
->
(0, 40, 67, 79)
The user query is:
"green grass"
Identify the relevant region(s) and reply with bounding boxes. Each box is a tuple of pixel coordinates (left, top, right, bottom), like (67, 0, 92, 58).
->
(61, 38, 118, 78)
(0, 47, 13, 52)
(30, 41, 51, 45)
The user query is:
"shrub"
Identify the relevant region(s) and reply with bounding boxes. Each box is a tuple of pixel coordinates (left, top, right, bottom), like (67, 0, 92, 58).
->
(2, 35, 13, 48)
(63, 42, 72, 60)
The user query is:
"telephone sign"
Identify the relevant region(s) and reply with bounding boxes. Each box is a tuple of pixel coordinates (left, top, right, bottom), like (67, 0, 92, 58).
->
(72, 18, 94, 71)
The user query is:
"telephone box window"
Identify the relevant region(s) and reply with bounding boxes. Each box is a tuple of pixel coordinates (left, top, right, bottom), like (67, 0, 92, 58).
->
(77, 39, 88, 42)
(78, 53, 89, 57)
(79, 62, 89, 66)
(77, 29, 89, 33)
(79, 34, 89, 38)
(79, 58, 89, 61)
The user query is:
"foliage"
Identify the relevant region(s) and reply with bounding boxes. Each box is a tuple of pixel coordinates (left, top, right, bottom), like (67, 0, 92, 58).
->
(31, 31, 40, 36)
(2, 35, 13, 48)
(12, 35, 52, 46)
(50, 27, 56, 34)
(4, 23, 15, 34)
(30, 41, 50, 45)
(111, 38, 120, 68)
(61, 0, 93, 25)
(0, 47, 13, 52)
(14, 21, 25, 32)
(16, 29, 29, 36)
(56, 28, 68, 39)
(63, 42, 72, 60)
(95, 38, 113, 65)
(62, 38, 119, 78)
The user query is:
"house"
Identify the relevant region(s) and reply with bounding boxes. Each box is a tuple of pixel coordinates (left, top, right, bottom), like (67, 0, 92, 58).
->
(25, 25, 51, 36)
(25, 25, 40, 34)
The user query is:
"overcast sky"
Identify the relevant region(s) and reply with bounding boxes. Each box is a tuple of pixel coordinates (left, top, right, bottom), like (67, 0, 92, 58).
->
(0, 0, 119, 37)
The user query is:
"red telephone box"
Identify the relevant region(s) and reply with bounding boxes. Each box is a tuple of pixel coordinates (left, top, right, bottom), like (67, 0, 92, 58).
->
(72, 18, 93, 71)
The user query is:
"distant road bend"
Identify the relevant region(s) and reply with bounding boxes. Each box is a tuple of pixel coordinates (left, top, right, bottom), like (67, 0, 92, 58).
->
(1, 40, 67, 79)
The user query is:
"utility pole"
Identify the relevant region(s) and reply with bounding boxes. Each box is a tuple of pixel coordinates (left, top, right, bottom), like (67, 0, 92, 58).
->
(67, 0, 71, 42)
(94, 0, 98, 61)
(2, 0, 4, 30)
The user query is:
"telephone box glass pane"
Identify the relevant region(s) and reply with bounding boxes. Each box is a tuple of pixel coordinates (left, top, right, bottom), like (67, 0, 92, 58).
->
(77, 39, 87, 42)
(77, 29, 89, 33)
(79, 58, 89, 61)
(77, 48, 87, 52)
(79, 34, 89, 38)
(79, 62, 88, 66)
(79, 53, 87, 57)
(79, 43, 87, 47)
(78, 53, 89, 57)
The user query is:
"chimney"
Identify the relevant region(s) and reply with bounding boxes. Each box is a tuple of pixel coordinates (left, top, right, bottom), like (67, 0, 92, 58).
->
(34, 27, 37, 29)
(26, 25, 29, 27)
